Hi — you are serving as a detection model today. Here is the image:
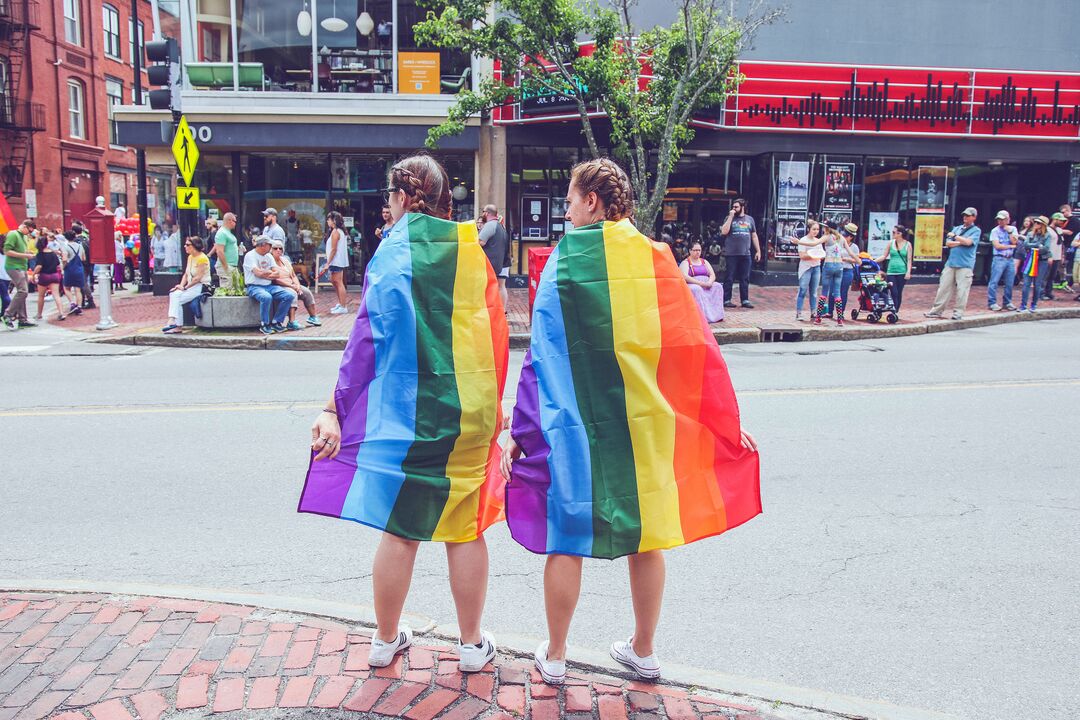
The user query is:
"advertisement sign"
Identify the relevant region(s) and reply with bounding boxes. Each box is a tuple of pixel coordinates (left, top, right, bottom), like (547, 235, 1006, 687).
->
(331, 157, 349, 190)
(398, 52, 440, 94)
(914, 214, 945, 261)
(867, 212, 898, 259)
(917, 166, 948, 213)
(521, 195, 549, 239)
(777, 161, 809, 211)
(23, 189, 37, 218)
(823, 163, 855, 211)
(774, 214, 807, 258)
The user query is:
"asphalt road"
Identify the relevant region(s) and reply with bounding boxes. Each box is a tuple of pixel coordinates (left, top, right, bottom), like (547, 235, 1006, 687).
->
(1, 321, 1077, 720)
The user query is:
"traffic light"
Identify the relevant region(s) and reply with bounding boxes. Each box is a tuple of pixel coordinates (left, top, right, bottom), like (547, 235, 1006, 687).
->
(145, 37, 180, 112)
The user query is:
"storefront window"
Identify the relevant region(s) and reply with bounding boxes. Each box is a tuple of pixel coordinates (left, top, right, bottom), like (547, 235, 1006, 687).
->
(396, 0, 470, 94)
(319, 0, 394, 93)
(244, 153, 330, 264)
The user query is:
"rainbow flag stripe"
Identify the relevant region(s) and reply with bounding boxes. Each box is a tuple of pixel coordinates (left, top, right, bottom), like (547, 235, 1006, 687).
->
(508, 219, 761, 559)
(298, 213, 509, 542)
(0, 190, 17, 236)
(1023, 248, 1039, 277)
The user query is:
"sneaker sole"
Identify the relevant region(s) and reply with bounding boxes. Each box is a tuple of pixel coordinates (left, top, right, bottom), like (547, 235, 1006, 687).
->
(459, 645, 496, 673)
(368, 636, 411, 668)
(610, 647, 661, 680)
(534, 657, 565, 685)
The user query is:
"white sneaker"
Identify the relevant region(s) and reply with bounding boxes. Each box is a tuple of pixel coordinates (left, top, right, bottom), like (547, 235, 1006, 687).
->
(368, 626, 412, 668)
(533, 642, 566, 685)
(610, 638, 661, 680)
(329, 304, 349, 315)
(457, 630, 496, 672)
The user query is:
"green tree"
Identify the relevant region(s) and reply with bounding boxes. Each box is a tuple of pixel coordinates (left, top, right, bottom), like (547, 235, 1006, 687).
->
(416, 0, 782, 231)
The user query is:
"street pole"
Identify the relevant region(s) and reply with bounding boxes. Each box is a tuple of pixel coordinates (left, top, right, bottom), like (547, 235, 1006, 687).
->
(133, 0, 152, 292)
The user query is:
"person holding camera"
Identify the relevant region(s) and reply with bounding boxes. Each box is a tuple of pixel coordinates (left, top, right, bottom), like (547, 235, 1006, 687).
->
(720, 198, 761, 309)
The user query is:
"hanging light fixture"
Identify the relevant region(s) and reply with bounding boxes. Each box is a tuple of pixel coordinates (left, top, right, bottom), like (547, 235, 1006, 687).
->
(297, 0, 312, 37)
(321, 0, 348, 31)
(356, 0, 374, 35)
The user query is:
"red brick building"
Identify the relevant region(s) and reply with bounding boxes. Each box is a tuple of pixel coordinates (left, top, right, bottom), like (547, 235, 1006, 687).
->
(1, 0, 174, 229)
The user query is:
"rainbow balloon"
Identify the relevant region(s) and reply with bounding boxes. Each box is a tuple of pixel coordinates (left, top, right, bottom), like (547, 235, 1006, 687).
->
(298, 213, 509, 542)
(0, 190, 17, 236)
(508, 219, 761, 559)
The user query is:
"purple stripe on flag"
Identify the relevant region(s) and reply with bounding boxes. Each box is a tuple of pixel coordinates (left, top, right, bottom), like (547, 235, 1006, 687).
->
(505, 350, 551, 553)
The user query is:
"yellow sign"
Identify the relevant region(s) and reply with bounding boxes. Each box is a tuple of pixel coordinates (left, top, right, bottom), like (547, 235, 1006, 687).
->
(398, 52, 440, 94)
(171, 116, 199, 187)
(176, 186, 200, 210)
(914, 214, 945, 261)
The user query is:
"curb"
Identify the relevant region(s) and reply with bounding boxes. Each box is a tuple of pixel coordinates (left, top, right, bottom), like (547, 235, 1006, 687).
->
(0, 578, 959, 720)
(85, 307, 1080, 351)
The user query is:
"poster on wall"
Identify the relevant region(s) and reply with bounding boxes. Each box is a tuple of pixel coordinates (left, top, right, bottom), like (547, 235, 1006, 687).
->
(774, 214, 807, 258)
(398, 52, 441, 94)
(777, 161, 809, 211)
(823, 163, 855, 211)
(867, 212, 898, 258)
(331, 157, 349, 190)
(917, 166, 948, 213)
(914, 213, 945, 261)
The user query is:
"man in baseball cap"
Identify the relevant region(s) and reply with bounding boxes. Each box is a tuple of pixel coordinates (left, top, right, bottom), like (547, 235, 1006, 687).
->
(261, 207, 287, 247)
(1043, 211, 1069, 299)
(925, 207, 982, 320)
(243, 233, 296, 333)
(987, 210, 1018, 311)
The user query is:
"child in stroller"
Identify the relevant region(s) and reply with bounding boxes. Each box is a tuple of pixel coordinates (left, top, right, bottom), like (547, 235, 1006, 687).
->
(850, 255, 899, 323)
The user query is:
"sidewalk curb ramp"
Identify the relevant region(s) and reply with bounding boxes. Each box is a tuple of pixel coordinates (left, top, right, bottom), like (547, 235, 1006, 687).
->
(88, 307, 1080, 351)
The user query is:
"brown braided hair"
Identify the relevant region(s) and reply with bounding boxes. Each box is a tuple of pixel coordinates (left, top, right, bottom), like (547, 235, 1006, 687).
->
(389, 154, 452, 220)
(569, 158, 634, 221)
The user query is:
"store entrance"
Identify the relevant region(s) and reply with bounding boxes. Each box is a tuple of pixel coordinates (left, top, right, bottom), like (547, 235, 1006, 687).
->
(954, 162, 1071, 225)
(330, 194, 385, 284)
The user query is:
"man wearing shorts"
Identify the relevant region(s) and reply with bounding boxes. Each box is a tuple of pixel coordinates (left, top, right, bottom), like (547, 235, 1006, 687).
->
(479, 204, 510, 309)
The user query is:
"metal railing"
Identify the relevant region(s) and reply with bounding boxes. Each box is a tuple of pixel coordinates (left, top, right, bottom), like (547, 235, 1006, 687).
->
(0, 98, 44, 130)
(0, 0, 40, 31)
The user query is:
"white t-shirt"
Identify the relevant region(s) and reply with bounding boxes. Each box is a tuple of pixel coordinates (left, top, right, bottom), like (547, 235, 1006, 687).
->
(1048, 227, 1062, 261)
(243, 249, 276, 286)
(325, 228, 348, 267)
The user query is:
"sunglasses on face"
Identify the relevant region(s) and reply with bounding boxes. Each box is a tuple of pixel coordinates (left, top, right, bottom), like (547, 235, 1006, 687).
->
(183, 242, 192, 246)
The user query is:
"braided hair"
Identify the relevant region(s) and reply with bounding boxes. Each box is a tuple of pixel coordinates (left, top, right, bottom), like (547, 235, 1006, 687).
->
(569, 158, 635, 221)
(389, 154, 452, 220)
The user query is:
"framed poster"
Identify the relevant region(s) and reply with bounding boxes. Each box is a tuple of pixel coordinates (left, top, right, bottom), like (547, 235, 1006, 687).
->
(823, 162, 855, 211)
(777, 161, 809, 211)
(914, 213, 945, 261)
(398, 52, 440, 94)
(867, 212, 898, 259)
(331, 156, 349, 190)
(521, 195, 549, 239)
(917, 166, 948, 213)
(774, 214, 806, 258)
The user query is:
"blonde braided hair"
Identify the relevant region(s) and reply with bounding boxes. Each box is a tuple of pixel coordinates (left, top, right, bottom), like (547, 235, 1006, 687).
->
(390, 155, 452, 220)
(569, 158, 635, 221)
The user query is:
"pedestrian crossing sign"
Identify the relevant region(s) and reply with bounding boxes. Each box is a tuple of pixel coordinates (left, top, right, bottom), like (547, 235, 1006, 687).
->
(171, 116, 199, 188)
(176, 186, 200, 210)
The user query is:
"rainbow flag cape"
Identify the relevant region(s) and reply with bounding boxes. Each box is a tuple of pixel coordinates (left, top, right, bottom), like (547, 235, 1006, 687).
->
(0, 190, 17, 236)
(508, 219, 761, 559)
(1023, 248, 1039, 277)
(298, 213, 509, 542)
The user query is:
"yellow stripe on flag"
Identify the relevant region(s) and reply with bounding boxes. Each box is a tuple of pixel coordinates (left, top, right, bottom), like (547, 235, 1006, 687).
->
(432, 222, 500, 542)
(601, 220, 683, 552)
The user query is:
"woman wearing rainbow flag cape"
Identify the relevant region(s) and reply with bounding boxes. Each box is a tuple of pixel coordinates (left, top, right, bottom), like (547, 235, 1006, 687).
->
(300, 155, 509, 673)
(1018, 215, 1053, 312)
(502, 159, 761, 684)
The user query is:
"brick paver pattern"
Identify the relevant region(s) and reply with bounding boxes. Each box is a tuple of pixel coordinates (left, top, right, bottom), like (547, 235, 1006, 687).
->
(0, 592, 781, 720)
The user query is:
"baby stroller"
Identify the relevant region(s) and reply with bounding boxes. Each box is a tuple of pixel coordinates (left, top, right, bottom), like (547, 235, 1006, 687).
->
(850, 256, 899, 324)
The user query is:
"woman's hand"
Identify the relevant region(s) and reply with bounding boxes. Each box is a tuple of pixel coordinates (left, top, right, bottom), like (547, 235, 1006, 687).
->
(739, 428, 758, 453)
(500, 436, 522, 480)
(311, 411, 342, 461)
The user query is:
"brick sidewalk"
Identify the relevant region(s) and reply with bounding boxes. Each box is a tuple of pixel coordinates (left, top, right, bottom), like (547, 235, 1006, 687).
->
(0, 592, 787, 720)
(33, 281, 1080, 340)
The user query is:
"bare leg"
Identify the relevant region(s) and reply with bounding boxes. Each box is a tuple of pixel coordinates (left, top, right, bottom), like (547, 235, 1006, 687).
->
(544, 554, 583, 661)
(36, 287, 45, 318)
(334, 273, 348, 307)
(372, 533, 420, 642)
(50, 285, 66, 316)
(445, 536, 489, 645)
(498, 278, 508, 310)
(627, 551, 665, 657)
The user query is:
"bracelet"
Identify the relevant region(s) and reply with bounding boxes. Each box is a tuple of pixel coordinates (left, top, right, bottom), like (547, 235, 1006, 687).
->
(321, 408, 337, 415)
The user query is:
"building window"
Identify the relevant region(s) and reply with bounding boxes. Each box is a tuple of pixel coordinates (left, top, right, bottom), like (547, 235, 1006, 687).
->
(67, 79, 85, 139)
(129, 18, 144, 67)
(106, 77, 124, 146)
(0, 56, 8, 125)
(103, 5, 122, 60)
(64, 0, 82, 46)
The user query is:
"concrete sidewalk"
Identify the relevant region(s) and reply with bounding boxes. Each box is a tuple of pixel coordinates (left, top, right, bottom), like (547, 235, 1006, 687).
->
(22, 282, 1080, 350)
(0, 591, 817, 720)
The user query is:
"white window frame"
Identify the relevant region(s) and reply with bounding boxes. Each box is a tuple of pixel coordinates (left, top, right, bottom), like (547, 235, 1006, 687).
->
(0, 57, 9, 124)
(63, 0, 82, 46)
(105, 77, 124, 147)
(67, 79, 85, 139)
(129, 18, 145, 68)
(103, 4, 122, 60)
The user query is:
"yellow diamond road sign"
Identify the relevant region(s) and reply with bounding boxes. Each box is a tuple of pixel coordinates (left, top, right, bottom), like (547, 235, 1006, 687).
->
(171, 116, 199, 188)
(176, 186, 200, 210)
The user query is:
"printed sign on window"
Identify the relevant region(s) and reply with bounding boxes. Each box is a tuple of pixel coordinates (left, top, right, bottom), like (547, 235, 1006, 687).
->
(398, 52, 440, 94)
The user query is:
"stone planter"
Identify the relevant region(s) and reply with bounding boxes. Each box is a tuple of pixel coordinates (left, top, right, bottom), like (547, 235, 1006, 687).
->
(195, 295, 263, 329)
(152, 272, 181, 297)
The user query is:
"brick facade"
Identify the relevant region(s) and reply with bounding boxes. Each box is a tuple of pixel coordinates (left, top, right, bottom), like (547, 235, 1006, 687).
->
(10, 0, 171, 229)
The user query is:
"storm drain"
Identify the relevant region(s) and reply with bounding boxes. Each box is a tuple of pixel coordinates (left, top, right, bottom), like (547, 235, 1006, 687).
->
(761, 327, 804, 343)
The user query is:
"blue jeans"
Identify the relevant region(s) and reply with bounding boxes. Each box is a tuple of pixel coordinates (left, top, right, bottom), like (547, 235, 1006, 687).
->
(828, 266, 855, 316)
(820, 263, 844, 301)
(1020, 263, 1046, 309)
(0, 278, 9, 315)
(247, 284, 296, 325)
(987, 255, 1015, 307)
(796, 265, 820, 314)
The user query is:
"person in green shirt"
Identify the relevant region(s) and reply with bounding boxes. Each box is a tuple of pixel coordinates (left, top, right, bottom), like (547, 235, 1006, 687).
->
(2, 219, 37, 329)
(212, 212, 240, 290)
